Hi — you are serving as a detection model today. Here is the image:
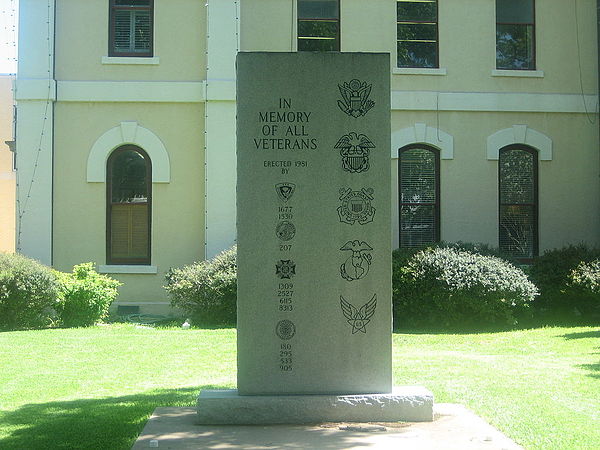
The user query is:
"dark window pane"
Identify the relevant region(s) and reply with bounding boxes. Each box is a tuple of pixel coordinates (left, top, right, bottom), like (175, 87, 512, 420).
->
(499, 205, 535, 258)
(397, 41, 437, 68)
(298, 38, 338, 51)
(401, 205, 436, 247)
(298, 0, 338, 19)
(134, 11, 151, 51)
(496, 0, 533, 23)
(298, 20, 338, 38)
(500, 149, 534, 204)
(397, 23, 437, 41)
(496, 24, 534, 69)
(397, 1, 437, 22)
(115, 0, 150, 6)
(110, 150, 148, 203)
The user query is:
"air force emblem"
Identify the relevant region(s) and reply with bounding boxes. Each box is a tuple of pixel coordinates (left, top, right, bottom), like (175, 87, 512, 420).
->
(337, 79, 375, 118)
(337, 188, 376, 225)
(276, 182, 296, 202)
(335, 132, 375, 173)
(340, 294, 377, 334)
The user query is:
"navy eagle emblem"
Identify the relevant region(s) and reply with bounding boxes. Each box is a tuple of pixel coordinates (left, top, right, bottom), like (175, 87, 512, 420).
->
(340, 294, 377, 334)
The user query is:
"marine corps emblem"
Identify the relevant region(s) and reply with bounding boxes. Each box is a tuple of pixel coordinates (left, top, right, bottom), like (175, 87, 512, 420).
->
(340, 294, 377, 334)
(275, 260, 296, 279)
(334, 132, 375, 173)
(276, 221, 296, 241)
(340, 240, 373, 281)
(337, 188, 376, 225)
(337, 79, 375, 117)
(275, 182, 296, 202)
(276, 319, 296, 340)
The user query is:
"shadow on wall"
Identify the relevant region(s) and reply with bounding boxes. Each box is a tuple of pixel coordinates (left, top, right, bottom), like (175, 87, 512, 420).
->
(0, 386, 222, 450)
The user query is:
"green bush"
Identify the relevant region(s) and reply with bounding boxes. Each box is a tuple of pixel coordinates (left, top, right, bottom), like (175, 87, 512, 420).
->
(0, 252, 61, 330)
(56, 263, 121, 327)
(393, 247, 537, 329)
(529, 244, 600, 321)
(570, 260, 600, 294)
(164, 246, 237, 326)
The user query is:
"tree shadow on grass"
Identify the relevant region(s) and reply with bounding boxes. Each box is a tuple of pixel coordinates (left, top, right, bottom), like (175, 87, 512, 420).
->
(0, 385, 226, 450)
(560, 330, 600, 340)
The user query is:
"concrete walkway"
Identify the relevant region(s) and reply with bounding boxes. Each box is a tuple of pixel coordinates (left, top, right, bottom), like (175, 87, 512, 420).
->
(132, 403, 523, 449)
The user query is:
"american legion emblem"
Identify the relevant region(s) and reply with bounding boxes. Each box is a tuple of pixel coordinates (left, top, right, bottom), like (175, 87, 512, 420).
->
(276, 319, 296, 340)
(340, 294, 377, 334)
(275, 182, 296, 202)
(337, 79, 375, 118)
(334, 132, 375, 173)
(337, 188, 376, 225)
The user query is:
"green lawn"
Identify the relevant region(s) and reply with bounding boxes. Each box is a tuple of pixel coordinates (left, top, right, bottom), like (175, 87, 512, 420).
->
(0, 325, 598, 449)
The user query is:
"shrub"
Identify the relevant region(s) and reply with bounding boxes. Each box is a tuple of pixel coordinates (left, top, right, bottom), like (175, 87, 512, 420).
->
(164, 246, 237, 326)
(56, 263, 121, 327)
(0, 252, 61, 330)
(570, 260, 600, 294)
(393, 247, 537, 329)
(529, 244, 600, 321)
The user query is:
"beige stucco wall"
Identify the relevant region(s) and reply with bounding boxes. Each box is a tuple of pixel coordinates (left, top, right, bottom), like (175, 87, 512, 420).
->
(55, 0, 207, 81)
(391, 110, 600, 251)
(0, 75, 15, 253)
(53, 102, 206, 305)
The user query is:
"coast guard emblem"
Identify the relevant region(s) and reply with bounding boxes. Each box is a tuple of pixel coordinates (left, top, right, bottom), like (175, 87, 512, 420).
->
(340, 294, 377, 334)
(334, 132, 375, 173)
(337, 188, 375, 225)
(337, 79, 375, 117)
(276, 182, 296, 202)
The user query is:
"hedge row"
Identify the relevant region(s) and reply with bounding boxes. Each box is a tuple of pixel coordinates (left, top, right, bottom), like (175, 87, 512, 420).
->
(0, 253, 120, 331)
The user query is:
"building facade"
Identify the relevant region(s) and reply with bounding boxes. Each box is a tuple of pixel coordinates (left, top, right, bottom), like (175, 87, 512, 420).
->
(16, 0, 599, 314)
(0, 74, 15, 253)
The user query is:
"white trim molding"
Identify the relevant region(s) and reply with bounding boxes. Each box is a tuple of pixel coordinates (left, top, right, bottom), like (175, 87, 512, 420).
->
(487, 125, 553, 160)
(101, 56, 160, 65)
(491, 69, 544, 78)
(391, 123, 454, 159)
(58, 81, 205, 103)
(393, 67, 447, 76)
(87, 121, 171, 182)
(99, 265, 158, 274)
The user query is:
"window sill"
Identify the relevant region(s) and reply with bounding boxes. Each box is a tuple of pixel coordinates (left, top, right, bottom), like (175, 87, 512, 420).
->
(492, 69, 544, 78)
(99, 265, 158, 274)
(393, 67, 447, 76)
(101, 56, 160, 65)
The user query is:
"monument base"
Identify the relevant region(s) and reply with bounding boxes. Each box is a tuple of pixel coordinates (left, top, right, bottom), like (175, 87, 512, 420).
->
(196, 386, 434, 424)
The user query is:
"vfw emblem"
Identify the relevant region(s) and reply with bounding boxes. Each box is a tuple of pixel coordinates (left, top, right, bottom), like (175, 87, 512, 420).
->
(335, 132, 375, 173)
(337, 188, 376, 225)
(337, 79, 375, 117)
(340, 294, 377, 334)
(340, 240, 373, 281)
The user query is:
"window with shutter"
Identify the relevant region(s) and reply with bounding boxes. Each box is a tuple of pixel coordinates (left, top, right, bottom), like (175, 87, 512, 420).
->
(399, 145, 440, 247)
(297, 0, 340, 51)
(499, 145, 538, 259)
(107, 146, 151, 264)
(109, 0, 153, 57)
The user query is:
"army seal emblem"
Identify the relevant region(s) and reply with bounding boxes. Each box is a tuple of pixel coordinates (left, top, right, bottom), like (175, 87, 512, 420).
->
(337, 188, 376, 225)
(337, 79, 375, 117)
(276, 319, 296, 340)
(275, 260, 296, 279)
(275, 182, 296, 202)
(340, 294, 377, 334)
(334, 132, 375, 173)
(340, 240, 373, 281)
(276, 221, 296, 241)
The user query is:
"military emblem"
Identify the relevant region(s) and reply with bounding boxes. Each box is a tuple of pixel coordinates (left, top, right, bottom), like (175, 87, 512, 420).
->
(276, 260, 296, 279)
(337, 188, 376, 225)
(337, 79, 375, 117)
(340, 240, 373, 281)
(276, 221, 296, 241)
(276, 319, 296, 340)
(335, 132, 375, 173)
(276, 182, 296, 202)
(340, 294, 377, 334)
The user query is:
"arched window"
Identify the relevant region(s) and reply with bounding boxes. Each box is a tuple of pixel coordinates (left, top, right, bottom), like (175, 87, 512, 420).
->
(499, 145, 538, 259)
(399, 145, 440, 247)
(107, 146, 151, 264)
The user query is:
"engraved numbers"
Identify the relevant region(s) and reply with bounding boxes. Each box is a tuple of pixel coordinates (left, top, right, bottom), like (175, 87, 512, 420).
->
(280, 343, 293, 371)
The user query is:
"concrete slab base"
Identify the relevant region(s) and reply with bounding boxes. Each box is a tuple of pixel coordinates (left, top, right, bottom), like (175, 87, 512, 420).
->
(132, 403, 523, 449)
(196, 387, 434, 424)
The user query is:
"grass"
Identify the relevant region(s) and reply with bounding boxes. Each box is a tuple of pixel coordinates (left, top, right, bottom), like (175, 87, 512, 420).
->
(0, 324, 598, 449)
